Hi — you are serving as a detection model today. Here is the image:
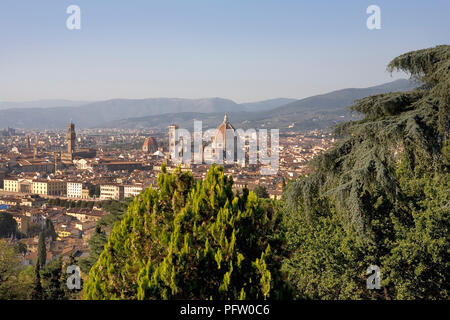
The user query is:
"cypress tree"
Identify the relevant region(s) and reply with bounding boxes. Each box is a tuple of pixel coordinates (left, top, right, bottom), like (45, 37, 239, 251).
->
(37, 232, 46, 268)
(31, 264, 43, 300)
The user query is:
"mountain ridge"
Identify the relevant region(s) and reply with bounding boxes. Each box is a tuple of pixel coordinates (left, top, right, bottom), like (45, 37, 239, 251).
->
(0, 79, 416, 130)
(100, 79, 418, 131)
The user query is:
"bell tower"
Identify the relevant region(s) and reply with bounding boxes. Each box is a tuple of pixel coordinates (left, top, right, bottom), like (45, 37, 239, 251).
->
(67, 121, 76, 154)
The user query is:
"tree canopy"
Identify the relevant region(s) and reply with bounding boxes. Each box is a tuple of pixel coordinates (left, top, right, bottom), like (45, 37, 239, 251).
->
(85, 165, 289, 300)
(281, 45, 449, 299)
(0, 212, 18, 238)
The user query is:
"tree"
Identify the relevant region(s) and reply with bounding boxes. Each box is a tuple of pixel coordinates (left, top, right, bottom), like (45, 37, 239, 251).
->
(0, 240, 34, 299)
(63, 254, 83, 300)
(88, 184, 98, 198)
(16, 266, 34, 299)
(381, 158, 449, 299)
(253, 185, 270, 199)
(88, 185, 101, 198)
(31, 263, 43, 300)
(22, 220, 42, 238)
(0, 240, 21, 299)
(281, 45, 449, 299)
(44, 219, 57, 242)
(79, 199, 130, 273)
(15, 242, 28, 256)
(37, 232, 46, 268)
(41, 258, 66, 300)
(0, 212, 18, 238)
(79, 225, 107, 273)
(85, 165, 290, 300)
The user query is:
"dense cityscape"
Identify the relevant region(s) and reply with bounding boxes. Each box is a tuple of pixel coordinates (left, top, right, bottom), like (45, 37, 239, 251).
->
(0, 116, 334, 268)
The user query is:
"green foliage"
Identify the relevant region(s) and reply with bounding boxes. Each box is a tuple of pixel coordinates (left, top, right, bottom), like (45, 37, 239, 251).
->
(44, 219, 57, 242)
(49, 198, 96, 209)
(0, 240, 34, 299)
(62, 255, 83, 299)
(0, 212, 18, 238)
(21, 220, 42, 238)
(31, 263, 43, 300)
(41, 258, 66, 300)
(88, 184, 101, 197)
(79, 200, 130, 273)
(0, 240, 22, 299)
(387, 45, 449, 135)
(381, 162, 449, 299)
(30, 255, 75, 300)
(282, 45, 450, 299)
(84, 165, 289, 300)
(253, 185, 270, 199)
(37, 232, 46, 268)
(16, 266, 34, 299)
(15, 242, 28, 256)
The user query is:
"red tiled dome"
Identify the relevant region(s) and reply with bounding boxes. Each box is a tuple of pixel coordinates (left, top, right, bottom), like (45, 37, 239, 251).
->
(213, 114, 235, 144)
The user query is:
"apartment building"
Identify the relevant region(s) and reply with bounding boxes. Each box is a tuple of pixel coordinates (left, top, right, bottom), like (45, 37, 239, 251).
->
(124, 185, 143, 198)
(32, 180, 66, 196)
(67, 182, 83, 199)
(100, 184, 124, 200)
(2, 178, 33, 193)
(3, 179, 19, 192)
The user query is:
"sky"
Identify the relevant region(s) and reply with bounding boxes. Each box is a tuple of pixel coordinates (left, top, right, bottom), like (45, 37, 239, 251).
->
(0, 0, 448, 103)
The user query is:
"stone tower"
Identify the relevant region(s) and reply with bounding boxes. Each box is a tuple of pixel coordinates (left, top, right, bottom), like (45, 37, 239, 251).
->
(67, 121, 76, 154)
(26, 135, 31, 151)
(33, 136, 38, 160)
(53, 152, 58, 174)
(168, 124, 178, 158)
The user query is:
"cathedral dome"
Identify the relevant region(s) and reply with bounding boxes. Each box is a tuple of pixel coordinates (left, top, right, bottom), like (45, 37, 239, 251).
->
(213, 114, 235, 145)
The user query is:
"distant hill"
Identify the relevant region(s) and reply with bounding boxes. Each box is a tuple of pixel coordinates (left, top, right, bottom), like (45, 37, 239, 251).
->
(0, 97, 292, 129)
(240, 98, 297, 112)
(262, 79, 418, 117)
(0, 98, 235, 129)
(0, 99, 91, 110)
(0, 79, 417, 130)
(101, 79, 418, 131)
(240, 78, 419, 130)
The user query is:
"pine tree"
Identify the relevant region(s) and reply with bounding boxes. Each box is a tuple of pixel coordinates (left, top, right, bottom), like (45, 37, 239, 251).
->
(84, 165, 290, 300)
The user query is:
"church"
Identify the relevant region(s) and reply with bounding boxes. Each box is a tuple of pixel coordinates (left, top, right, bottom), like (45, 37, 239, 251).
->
(210, 114, 242, 164)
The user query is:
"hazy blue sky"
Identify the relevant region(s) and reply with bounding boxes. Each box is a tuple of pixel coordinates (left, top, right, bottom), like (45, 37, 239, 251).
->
(0, 0, 448, 103)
